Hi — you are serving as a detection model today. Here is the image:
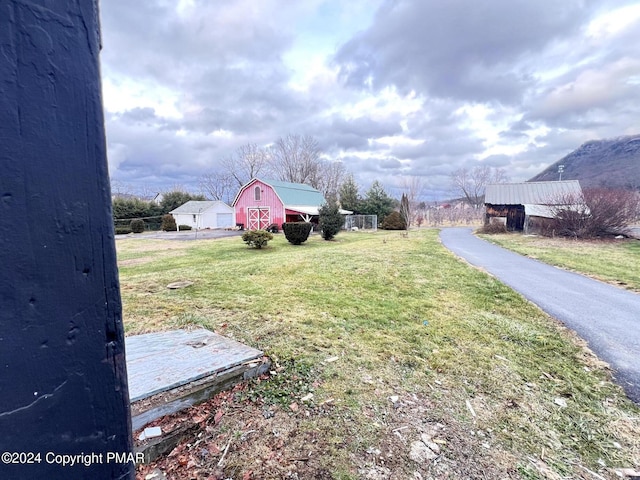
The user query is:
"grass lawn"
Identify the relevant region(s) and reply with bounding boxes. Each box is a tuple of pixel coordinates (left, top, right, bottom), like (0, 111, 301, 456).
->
(118, 230, 640, 479)
(478, 232, 640, 292)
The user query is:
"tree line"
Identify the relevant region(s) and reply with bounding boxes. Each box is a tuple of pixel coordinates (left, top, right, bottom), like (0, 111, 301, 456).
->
(112, 191, 206, 231)
(113, 131, 519, 232)
(111, 176, 402, 230)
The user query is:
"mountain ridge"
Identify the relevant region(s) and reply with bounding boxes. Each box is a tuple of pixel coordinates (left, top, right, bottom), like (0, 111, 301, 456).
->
(529, 134, 640, 189)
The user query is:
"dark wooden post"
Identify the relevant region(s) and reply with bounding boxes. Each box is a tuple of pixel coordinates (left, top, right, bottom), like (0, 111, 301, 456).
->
(0, 1, 134, 479)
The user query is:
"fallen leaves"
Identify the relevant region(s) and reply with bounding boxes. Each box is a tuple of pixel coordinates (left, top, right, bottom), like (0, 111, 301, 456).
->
(135, 380, 337, 480)
(214, 410, 224, 424)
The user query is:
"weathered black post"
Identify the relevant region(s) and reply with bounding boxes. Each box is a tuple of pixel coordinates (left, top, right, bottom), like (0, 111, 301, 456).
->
(0, 2, 134, 479)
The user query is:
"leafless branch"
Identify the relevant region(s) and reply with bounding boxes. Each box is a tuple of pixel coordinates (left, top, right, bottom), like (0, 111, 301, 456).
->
(451, 166, 508, 208)
(549, 188, 640, 237)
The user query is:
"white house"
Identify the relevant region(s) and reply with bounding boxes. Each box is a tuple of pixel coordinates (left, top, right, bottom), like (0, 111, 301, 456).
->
(170, 201, 236, 230)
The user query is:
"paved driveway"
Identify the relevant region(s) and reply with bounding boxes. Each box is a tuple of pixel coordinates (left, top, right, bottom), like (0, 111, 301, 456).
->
(440, 227, 640, 403)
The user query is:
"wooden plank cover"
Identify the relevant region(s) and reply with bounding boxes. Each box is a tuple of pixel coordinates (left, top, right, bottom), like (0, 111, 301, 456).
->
(126, 329, 263, 402)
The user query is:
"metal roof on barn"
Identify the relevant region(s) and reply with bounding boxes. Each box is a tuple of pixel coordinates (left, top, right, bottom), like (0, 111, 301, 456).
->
(170, 200, 229, 214)
(485, 180, 582, 205)
(265, 179, 327, 206)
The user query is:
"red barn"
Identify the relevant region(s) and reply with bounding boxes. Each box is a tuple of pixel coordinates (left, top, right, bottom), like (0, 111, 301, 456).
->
(232, 178, 328, 230)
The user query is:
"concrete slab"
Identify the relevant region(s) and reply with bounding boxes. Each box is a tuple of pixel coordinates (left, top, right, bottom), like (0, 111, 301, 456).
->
(126, 328, 263, 402)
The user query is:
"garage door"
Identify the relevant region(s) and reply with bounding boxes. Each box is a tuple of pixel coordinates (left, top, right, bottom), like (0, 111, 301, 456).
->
(216, 213, 233, 228)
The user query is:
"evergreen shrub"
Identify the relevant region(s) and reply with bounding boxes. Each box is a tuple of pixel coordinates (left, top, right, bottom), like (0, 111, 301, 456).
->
(319, 201, 344, 240)
(242, 229, 273, 249)
(380, 211, 406, 230)
(282, 222, 313, 245)
(130, 219, 145, 233)
(161, 214, 177, 231)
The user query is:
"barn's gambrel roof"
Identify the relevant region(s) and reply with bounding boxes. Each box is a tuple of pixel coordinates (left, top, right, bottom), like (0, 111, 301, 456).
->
(485, 180, 583, 205)
(232, 178, 325, 208)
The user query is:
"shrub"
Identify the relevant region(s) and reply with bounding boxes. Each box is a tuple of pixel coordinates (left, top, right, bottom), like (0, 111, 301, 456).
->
(130, 219, 145, 233)
(319, 200, 345, 240)
(380, 211, 406, 230)
(550, 188, 640, 238)
(115, 226, 132, 235)
(178, 224, 192, 231)
(161, 214, 177, 231)
(282, 222, 312, 245)
(478, 221, 508, 234)
(242, 229, 273, 249)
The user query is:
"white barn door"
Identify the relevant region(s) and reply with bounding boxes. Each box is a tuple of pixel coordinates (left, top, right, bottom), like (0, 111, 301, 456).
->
(247, 208, 270, 230)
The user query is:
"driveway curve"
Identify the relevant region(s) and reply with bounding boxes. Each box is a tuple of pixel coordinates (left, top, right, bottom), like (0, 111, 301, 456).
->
(440, 227, 640, 403)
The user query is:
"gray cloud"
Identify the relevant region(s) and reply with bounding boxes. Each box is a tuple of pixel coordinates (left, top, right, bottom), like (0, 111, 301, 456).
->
(331, 115, 403, 138)
(333, 0, 595, 103)
(100, 0, 640, 200)
(379, 158, 403, 169)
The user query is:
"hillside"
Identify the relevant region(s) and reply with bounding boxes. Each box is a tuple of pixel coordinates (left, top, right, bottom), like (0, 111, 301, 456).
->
(529, 134, 640, 189)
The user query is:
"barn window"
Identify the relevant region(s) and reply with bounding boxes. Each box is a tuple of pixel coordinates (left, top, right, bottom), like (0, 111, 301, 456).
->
(192, 214, 196, 222)
(254, 185, 261, 201)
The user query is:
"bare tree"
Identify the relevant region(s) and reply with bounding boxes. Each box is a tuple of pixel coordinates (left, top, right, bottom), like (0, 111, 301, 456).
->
(221, 142, 270, 188)
(269, 134, 321, 186)
(110, 179, 128, 196)
(400, 175, 426, 225)
(268, 134, 346, 198)
(315, 160, 346, 201)
(451, 165, 508, 208)
(136, 184, 161, 200)
(550, 188, 640, 238)
(199, 171, 235, 204)
(199, 143, 270, 204)
(200, 136, 345, 204)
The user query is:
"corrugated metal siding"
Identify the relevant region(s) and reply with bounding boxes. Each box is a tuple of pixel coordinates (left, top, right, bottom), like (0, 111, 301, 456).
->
(234, 180, 285, 227)
(485, 180, 582, 205)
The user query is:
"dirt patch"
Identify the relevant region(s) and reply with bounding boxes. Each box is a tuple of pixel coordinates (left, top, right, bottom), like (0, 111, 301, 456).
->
(352, 393, 520, 480)
(135, 384, 527, 480)
(135, 383, 337, 480)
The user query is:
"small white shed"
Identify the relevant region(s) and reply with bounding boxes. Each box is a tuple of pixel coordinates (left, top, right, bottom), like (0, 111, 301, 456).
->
(170, 201, 236, 230)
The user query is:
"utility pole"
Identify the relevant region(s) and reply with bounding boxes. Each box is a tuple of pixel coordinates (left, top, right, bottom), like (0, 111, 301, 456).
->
(0, 2, 134, 479)
(558, 164, 565, 181)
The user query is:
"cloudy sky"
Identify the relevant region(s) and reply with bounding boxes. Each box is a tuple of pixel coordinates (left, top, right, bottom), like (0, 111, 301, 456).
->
(99, 0, 640, 200)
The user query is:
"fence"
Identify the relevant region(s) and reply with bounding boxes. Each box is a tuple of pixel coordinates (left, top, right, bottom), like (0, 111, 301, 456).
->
(113, 215, 164, 233)
(344, 215, 377, 231)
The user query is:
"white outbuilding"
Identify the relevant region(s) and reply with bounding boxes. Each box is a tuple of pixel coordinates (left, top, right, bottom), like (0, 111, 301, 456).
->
(170, 201, 236, 230)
